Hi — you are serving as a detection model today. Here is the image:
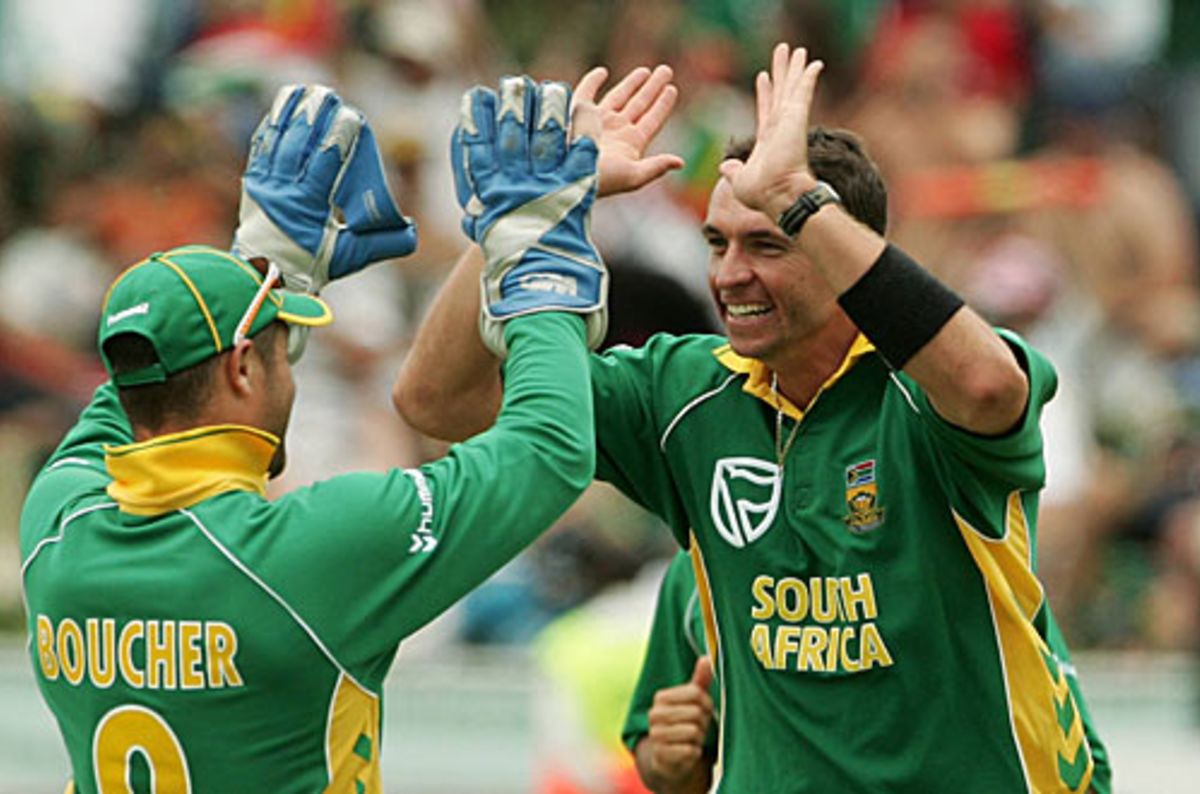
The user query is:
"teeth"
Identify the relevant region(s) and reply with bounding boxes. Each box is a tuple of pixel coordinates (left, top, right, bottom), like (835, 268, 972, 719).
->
(727, 303, 771, 317)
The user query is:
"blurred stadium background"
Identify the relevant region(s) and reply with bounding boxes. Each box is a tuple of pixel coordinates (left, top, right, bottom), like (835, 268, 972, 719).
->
(2, 0, 1199, 790)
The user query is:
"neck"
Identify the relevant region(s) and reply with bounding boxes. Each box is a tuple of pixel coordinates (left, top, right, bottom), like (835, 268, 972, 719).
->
(769, 317, 859, 408)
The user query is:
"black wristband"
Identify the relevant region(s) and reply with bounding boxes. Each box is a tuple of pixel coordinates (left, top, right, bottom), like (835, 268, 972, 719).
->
(837, 244, 965, 370)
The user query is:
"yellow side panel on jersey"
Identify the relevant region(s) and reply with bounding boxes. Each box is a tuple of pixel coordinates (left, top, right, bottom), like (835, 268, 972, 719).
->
(953, 492, 1093, 794)
(688, 534, 725, 787)
(325, 673, 381, 794)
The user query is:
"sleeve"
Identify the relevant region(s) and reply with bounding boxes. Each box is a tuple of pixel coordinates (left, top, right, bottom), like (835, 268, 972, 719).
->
(893, 330, 1057, 538)
(621, 553, 719, 755)
(590, 337, 697, 545)
(262, 313, 595, 674)
(19, 383, 132, 559)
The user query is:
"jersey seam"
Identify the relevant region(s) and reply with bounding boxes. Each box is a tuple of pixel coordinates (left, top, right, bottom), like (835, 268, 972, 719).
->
(180, 507, 369, 693)
(47, 457, 94, 471)
(20, 501, 120, 652)
(888, 372, 922, 415)
(659, 373, 741, 452)
(20, 502, 119, 577)
(683, 588, 703, 658)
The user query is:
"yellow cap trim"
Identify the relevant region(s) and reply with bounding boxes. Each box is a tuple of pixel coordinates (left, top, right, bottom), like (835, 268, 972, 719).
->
(155, 256, 224, 354)
(100, 256, 154, 315)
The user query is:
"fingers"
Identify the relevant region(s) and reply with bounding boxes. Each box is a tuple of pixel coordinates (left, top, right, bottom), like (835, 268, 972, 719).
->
(633, 82, 678, 142)
(306, 102, 363, 192)
(274, 86, 340, 177)
(718, 158, 743, 182)
(627, 153, 684, 186)
(574, 66, 609, 106)
(754, 70, 771, 132)
(649, 722, 710, 752)
(690, 655, 714, 689)
(770, 42, 790, 114)
(623, 64, 674, 121)
(497, 76, 535, 166)
(598, 65, 651, 112)
(532, 81, 571, 173)
(569, 89, 601, 145)
(652, 681, 715, 717)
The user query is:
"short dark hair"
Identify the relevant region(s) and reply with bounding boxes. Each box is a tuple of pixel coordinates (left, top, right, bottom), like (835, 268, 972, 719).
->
(104, 322, 285, 431)
(724, 128, 888, 235)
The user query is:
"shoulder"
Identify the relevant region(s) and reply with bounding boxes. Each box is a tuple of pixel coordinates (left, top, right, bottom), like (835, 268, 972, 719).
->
(593, 332, 730, 369)
(20, 459, 113, 560)
(591, 332, 735, 395)
(591, 332, 744, 423)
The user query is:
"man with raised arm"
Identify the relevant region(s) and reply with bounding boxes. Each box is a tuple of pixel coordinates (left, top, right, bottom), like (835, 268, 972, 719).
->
(21, 77, 605, 792)
(394, 46, 1110, 793)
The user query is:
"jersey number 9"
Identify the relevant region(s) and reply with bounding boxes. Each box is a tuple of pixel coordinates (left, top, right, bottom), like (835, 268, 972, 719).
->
(92, 705, 192, 793)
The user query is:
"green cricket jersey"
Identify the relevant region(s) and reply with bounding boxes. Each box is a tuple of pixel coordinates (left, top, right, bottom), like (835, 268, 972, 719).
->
(620, 552, 1111, 793)
(20, 314, 593, 794)
(621, 551, 719, 757)
(592, 331, 1103, 793)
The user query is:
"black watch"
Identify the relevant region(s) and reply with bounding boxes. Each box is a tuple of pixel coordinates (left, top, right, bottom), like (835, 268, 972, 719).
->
(777, 181, 841, 237)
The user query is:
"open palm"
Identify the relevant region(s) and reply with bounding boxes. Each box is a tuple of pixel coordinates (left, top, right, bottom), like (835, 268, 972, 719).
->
(575, 65, 684, 197)
(720, 44, 824, 218)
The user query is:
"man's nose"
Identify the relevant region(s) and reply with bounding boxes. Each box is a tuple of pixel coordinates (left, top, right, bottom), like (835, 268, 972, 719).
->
(712, 247, 752, 287)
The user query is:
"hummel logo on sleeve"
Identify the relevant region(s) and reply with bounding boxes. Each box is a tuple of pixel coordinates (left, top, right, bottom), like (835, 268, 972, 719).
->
(404, 469, 438, 554)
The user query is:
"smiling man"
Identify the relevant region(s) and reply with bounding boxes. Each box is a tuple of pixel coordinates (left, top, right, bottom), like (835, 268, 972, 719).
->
(396, 45, 1109, 793)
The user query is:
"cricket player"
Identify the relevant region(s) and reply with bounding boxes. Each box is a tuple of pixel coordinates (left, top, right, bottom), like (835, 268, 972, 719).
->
(394, 45, 1110, 792)
(21, 78, 606, 792)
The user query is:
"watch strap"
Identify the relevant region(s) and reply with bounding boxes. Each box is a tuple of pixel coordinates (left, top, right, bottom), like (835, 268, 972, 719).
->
(777, 181, 841, 237)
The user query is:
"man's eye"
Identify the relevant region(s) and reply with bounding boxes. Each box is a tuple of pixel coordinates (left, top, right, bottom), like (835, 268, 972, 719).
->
(752, 241, 785, 256)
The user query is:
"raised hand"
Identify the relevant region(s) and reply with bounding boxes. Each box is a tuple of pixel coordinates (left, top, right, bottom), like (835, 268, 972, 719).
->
(719, 44, 825, 220)
(575, 65, 684, 198)
(234, 84, 418, 294)
(451, 76, 607, 356)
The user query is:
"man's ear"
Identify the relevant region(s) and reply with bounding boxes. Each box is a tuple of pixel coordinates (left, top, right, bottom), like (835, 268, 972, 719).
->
(224, 340, 258, 398)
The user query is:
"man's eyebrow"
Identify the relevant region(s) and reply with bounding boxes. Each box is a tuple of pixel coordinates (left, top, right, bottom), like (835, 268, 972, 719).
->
(744, 229, 788, 243)
(700, 225, 789, 243)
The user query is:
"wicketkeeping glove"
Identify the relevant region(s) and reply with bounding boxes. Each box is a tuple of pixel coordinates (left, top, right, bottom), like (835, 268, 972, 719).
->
(233, 84, 418, 293)
(452, 76, 607, 357)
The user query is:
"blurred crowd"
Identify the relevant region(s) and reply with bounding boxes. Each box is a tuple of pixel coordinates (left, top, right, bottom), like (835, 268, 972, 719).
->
(2, 0, 1200, 687)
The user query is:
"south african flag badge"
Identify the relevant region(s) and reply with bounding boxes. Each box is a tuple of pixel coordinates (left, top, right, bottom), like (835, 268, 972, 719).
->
(844, 459, 885, 533)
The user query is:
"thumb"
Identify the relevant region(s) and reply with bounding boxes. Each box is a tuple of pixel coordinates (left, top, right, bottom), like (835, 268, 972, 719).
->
(691, 655, 714, 690)
(717, 157, 743, 182)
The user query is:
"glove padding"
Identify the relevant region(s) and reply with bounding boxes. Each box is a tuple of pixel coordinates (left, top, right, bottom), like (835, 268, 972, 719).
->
(234, 84, 418, 294)
(452, 76, 607, 357)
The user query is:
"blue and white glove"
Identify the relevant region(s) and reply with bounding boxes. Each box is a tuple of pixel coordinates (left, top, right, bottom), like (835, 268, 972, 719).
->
(452, 76, 607, 357)
(234, 84, 417, 292)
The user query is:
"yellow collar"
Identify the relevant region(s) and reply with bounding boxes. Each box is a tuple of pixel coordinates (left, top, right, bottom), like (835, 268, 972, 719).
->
(713, 335, 876, 420)
(105, 425, 279, 516)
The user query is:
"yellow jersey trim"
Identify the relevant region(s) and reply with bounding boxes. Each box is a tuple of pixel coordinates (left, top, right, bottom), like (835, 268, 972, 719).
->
(688, 534, 724, 787)
(325, 673, 382, 793)
(952, 494, 1093, 793)
(712, 335, 876, 420)
(105, 425, 278, 516)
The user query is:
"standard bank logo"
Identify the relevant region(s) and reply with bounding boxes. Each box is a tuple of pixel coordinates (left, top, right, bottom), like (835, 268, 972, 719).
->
(710, 457, 781, 548)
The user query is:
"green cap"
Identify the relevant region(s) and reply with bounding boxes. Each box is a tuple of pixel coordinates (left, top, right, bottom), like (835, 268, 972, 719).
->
(98, 245, 332, 387)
